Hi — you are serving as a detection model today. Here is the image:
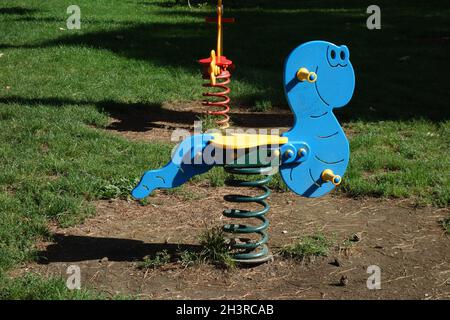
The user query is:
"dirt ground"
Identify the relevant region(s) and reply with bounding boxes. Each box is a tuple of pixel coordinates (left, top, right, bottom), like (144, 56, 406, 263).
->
(17, 103, 450, 299)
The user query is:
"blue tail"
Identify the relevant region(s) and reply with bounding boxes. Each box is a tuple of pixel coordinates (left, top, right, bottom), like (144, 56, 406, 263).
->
(131, 134, 214, 199)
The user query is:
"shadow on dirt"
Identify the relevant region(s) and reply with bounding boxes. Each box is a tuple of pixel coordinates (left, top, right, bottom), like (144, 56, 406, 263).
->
(37, 234, 201, 263)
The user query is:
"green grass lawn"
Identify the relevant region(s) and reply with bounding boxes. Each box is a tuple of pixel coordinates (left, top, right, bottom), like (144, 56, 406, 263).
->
(0, 0, 449, 298)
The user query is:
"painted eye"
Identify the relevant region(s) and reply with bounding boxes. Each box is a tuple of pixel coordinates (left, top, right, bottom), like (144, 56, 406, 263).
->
(340, 50, 346, 60)
(330, 49, 336, 59)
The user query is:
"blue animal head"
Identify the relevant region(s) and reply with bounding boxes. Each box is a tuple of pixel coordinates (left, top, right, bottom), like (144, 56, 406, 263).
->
(284, 41, 355, 117)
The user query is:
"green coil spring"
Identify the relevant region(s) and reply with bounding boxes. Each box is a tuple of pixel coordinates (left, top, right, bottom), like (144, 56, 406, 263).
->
(223, 165, 274, 264)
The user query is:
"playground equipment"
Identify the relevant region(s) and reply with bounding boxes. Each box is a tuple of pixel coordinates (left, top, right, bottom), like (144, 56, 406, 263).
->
(198, 0, 235, 129)
(133, 40, 355, 264)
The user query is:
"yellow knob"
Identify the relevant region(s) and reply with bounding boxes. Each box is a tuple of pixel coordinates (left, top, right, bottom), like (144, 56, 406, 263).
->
(297, 67, 317, 83)
(321, 169, 342, 186)
(284, 149, 294, 158)
(298, 148, 307, 157)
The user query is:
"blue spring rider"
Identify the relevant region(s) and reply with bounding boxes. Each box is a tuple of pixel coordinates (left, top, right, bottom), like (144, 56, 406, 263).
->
(132, 41, 355, 264)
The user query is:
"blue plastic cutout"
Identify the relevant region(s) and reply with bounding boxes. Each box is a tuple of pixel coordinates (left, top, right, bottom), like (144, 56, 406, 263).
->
(280, 40, 355, 197)
(131, 40, 355, 200)
(131, 134, 214, 199)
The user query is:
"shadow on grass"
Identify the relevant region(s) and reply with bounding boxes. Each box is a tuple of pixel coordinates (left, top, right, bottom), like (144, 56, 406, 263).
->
(0, 96, 295, 129)
(0, 7, 37, 15)
(37, 234, 201, 263)
(0, 96, 197, 131)
(1, 1, 448, 121)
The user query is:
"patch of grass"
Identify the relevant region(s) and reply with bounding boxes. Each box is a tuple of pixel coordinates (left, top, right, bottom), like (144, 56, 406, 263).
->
(178, 249, 202, 267)
(0, 103, 173, 274)
(166, 228, 234, 269)
(342, 120, 449, 207)
(251, 100, 273, 113)
(199, 167, 228, 187)
(176, 189, 205, 201)
(0, 273, 116, 300)
(443, 217, 450, 234)
(198, 114, 224, 132)
(138, 250, 171, 269)
(162, 186, 204, 200)
(280, 233, 333, 262)
(98, 177, 140, 200)
(197, 227, 235, 269)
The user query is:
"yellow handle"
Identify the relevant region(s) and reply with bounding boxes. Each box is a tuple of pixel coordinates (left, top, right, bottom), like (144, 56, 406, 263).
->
(321, 169, 342, 186)
(217, 0, 223, 57)
(208, 50, 221, 85)
(297, 67, 317, 83)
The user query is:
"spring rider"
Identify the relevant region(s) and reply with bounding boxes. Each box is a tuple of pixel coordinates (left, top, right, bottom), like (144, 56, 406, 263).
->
(198, 0, 235, 129)
(132, 40, 355, 264)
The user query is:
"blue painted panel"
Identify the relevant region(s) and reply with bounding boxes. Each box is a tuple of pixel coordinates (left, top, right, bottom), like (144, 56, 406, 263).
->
(280, 41, 355, 197)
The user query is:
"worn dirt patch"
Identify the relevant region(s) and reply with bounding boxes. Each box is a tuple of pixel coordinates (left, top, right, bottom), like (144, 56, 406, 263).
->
(19, 185, 450, 299)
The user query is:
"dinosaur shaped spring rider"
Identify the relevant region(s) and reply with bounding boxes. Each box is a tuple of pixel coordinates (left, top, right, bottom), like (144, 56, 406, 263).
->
(198, 0, 235, 129)
(133, 41, 355, 264)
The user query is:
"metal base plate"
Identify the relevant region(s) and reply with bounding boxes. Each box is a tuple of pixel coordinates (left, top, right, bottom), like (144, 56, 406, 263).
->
(233, 248, 274, 265)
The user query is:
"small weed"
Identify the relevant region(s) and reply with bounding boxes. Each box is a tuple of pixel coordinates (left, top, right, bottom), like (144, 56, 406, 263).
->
(251, 100, 273, 113)
(98, 177, 139, 200)
(443, 217, 450, 234)
(338, 238, 357, 256)
(175, 228, 234, 269)
(198, 115, 220, 132)
(138, 250, 171, 269)
(178, 250, 202, 267)
(280, 233, 333, 262)
(197, 227, 235, 269)
(137, 197, 151, 206)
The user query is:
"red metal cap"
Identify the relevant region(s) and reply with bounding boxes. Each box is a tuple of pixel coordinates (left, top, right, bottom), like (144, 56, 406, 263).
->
(198, 55, 233, 68)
